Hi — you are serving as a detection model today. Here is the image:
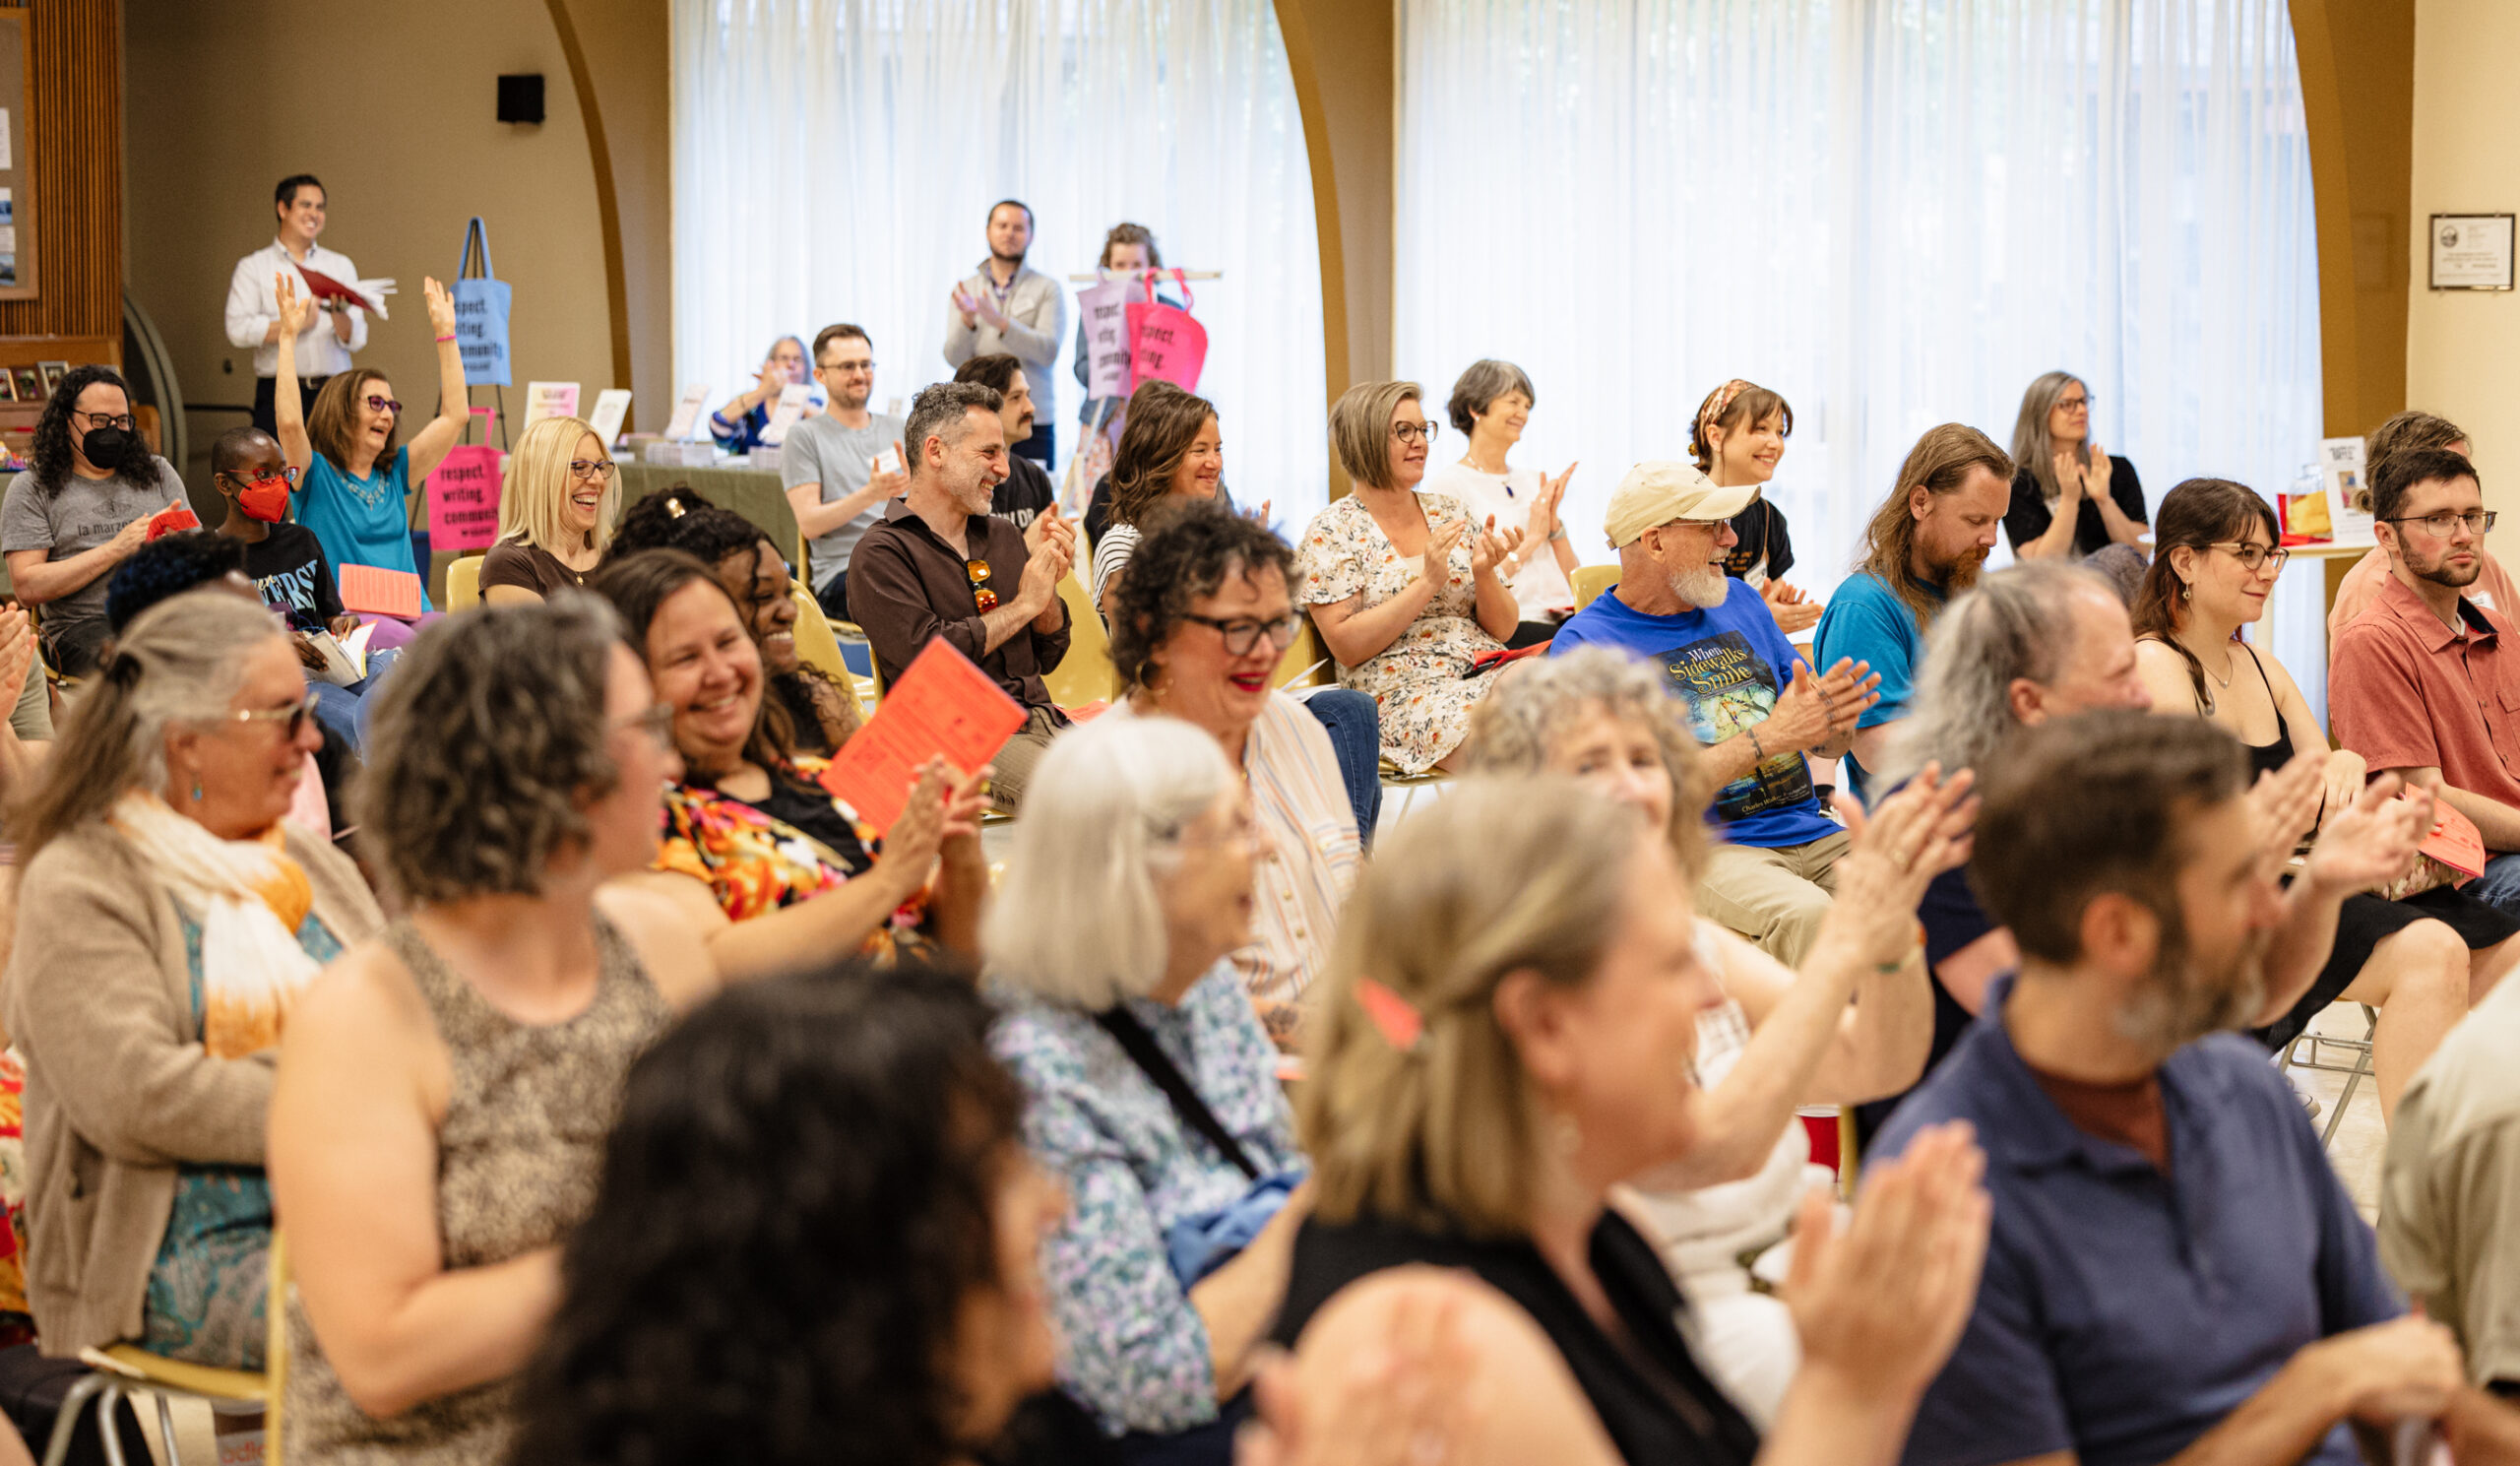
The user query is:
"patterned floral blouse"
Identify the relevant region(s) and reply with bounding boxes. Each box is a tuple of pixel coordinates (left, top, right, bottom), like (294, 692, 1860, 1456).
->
(653, 755, 925, 956)
(1295, 491, 1504, 774)
(989, 960, 1305, 1435)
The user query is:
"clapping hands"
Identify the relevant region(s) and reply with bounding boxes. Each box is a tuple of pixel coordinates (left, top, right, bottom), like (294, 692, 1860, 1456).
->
(1822, 762, 1977, 966)
(1470, 514, 1526, 577)
(1787, 1121, 1992, 1406)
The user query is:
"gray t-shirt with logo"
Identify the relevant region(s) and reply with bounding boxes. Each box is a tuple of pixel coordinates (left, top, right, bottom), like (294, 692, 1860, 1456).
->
(1, 456, 192, 651)
(782, 411, 906, 591)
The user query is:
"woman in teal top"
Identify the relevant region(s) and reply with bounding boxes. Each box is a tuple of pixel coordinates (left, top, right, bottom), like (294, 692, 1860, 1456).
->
(273, 273, 472, 612)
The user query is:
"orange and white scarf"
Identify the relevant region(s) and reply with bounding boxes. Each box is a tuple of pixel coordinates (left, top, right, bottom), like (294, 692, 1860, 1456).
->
(108, 792, 320, 1059)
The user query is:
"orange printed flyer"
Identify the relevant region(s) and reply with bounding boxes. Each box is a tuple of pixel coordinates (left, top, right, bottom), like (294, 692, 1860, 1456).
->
(339, 565, 424, 619)
(818, 639, 1025, 833)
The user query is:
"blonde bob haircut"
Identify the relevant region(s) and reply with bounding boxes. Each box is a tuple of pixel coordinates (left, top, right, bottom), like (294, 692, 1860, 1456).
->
(497, 414, 617, 558)
(1299, 778, 1658, 1240)
(984, 714, 1237, 1009)
(1462, 648, 1712, 878)
(1329, 379, 1423, 489)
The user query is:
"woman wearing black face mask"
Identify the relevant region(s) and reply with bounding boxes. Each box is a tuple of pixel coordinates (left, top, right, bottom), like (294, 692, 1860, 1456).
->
(0, 364, 194, 677)
(206, 423, 401, 754)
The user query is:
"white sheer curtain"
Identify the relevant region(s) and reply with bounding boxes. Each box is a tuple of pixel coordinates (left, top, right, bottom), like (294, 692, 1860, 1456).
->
(672, 0, 1328, 518)
(1397, 0, 2323, 687)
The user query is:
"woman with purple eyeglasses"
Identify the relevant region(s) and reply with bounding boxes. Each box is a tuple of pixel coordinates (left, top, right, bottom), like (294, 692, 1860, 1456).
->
(273, 272, 470, 631)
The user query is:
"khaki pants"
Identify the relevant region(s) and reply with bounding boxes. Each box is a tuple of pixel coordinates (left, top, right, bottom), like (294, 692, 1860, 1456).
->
(1694, 830, 1852, 968)
(987, 708, 1064, 814)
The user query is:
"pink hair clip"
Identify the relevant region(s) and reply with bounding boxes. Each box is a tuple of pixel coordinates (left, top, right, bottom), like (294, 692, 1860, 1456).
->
(1354, 978, 1425, 1053)
(1698, 378, 1750, 436)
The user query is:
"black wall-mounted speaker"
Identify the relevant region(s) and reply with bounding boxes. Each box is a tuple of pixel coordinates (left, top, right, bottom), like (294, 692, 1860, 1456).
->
(497, 74, 545, 125)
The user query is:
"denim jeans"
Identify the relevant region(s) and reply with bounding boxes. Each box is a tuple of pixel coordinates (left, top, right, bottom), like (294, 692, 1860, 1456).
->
(2471, 852, 2520, 918)
(1299, 687, 1382, 848)
(308, 646, 403, 755)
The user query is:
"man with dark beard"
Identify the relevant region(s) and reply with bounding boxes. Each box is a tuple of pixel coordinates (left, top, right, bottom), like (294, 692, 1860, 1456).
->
(1814, 423, 2013, 801)
(1853, 562, 2427, 1152)
(2332, 447, 2520, 916)
(1874, 710, 2467, 1466)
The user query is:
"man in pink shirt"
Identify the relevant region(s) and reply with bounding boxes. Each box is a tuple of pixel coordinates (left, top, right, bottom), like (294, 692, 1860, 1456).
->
(2328, 412, 2519, 641)
(2330, 447, 2520, 914)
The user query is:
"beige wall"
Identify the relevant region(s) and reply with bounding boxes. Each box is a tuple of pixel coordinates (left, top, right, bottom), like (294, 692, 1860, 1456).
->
(124, 0, 669, 485)
(2407, 0, 2520, 550)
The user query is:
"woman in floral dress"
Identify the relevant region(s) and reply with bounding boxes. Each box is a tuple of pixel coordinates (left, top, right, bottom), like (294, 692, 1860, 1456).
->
(1296, 380, 1524, 773)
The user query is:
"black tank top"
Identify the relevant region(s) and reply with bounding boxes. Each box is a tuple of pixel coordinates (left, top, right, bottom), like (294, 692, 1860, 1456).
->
(2230, 641, 2296, 782)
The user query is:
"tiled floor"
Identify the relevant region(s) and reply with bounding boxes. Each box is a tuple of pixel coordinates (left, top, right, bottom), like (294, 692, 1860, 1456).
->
(2281, 1002, 2388, 1221)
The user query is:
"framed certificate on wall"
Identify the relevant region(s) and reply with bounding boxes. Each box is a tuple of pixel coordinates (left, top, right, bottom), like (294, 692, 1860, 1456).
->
(2430, 214, 2515, 290)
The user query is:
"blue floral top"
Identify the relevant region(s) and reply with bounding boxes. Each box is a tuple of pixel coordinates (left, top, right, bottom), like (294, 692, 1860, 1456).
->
(989, 961, 1304, 1435)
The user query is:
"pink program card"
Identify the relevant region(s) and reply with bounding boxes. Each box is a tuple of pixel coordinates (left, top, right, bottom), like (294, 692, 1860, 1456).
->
(818, 639, 1026, 833)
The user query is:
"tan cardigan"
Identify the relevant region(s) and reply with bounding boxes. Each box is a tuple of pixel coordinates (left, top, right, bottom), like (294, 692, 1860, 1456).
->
(4, 819, 382, 1356)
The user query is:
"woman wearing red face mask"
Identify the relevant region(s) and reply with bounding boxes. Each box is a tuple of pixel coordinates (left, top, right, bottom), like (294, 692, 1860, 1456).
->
(209, 423, 400, 752)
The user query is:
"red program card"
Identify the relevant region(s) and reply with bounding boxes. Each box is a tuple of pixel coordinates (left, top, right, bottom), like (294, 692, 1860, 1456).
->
(145, 505, 200, 541)
(339, 564, 424, 618)
(819, 639, 1026, 834)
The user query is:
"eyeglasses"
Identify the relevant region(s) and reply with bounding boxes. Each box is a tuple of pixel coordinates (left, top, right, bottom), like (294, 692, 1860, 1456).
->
(212, 690, 322, 741)
(820, 358, 876, 374)
(967, 558, 999, 612)
(1391, 421, 1440, 447)
(2057, 394, 2095, 412)
(362, 395, 404, 416)
(2210, 542, 2291, 573)
(220, 466, 302, 487)
(2384, 509, 2497, 538)
(1179, 610, 1301, 657)
(610, 702, 676, 750)
(568, 459, 619, 482)
(74, 411, 137, 432)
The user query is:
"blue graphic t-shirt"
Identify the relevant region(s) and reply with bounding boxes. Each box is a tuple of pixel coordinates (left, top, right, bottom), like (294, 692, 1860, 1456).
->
(1551, 583, 1842, 849)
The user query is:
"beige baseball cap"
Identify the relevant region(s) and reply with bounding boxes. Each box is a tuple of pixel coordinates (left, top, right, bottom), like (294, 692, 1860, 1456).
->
(1602, 461, 1761, 548)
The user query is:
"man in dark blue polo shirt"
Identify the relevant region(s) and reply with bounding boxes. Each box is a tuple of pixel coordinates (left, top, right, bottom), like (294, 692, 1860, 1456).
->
(1874, 710, 2462, 1466)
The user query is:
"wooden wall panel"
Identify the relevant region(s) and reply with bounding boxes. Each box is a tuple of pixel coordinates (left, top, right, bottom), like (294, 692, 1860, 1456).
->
(0, 0, 117, 351)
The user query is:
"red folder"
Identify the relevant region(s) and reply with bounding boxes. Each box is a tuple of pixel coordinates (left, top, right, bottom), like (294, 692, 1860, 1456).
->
(145, 505, 200, 541)
(818, 640, 1025, 834)
(294, 267, 370, 312)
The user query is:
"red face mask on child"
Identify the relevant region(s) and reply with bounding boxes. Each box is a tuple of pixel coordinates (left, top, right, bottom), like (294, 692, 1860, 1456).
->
(230, 472, 293, 523)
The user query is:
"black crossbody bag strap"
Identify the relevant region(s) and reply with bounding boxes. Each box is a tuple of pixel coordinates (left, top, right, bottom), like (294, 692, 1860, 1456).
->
(1094, 1008, 1261, 1180)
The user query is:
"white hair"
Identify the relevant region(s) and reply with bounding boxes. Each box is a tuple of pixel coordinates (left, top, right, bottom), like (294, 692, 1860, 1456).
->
(983, 713, 1237, 1008)
(1876, 560, 2116, 793)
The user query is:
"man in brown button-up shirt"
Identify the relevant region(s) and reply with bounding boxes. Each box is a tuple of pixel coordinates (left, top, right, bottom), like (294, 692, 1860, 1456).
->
(849, 380, 1077, 811)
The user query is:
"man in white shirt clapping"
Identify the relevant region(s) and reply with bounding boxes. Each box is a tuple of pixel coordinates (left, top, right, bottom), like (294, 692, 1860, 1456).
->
(223, 174, 368, 434)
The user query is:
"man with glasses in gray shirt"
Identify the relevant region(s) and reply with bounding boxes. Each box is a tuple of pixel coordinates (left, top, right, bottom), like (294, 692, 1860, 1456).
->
(782, 323, 908, 620)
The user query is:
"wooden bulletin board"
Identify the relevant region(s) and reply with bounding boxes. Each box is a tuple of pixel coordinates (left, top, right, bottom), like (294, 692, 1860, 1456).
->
(0, 11, 33, 302)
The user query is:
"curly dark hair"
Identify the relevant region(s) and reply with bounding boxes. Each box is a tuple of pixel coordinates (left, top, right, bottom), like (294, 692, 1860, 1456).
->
(32, 365, 158, 496)
(592, 548, 796, 774)
(354, 596, 626, 904)
(103, 530, 247, 633)
(1107, 497, 1301, 692)
(506, 957, 1028, 1466)
(605, 484, 764, 567)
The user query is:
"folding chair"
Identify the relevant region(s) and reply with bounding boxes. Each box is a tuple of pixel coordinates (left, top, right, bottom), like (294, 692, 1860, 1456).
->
(2277, 1003, 2375, 1149)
